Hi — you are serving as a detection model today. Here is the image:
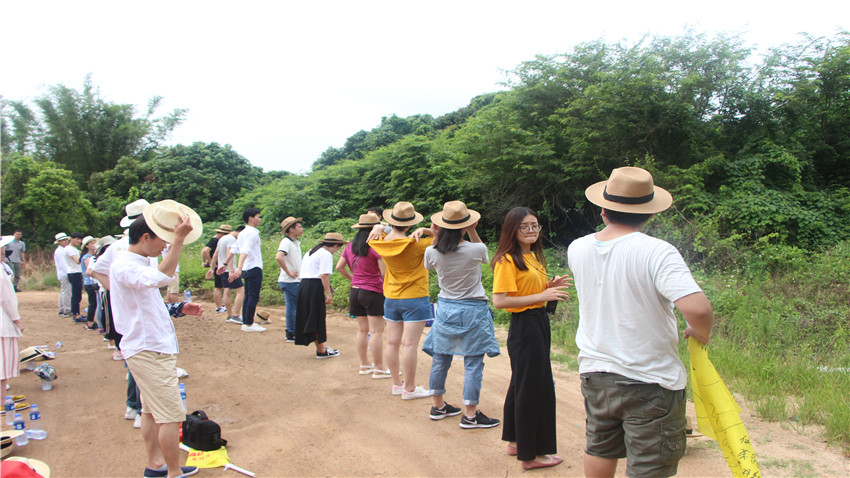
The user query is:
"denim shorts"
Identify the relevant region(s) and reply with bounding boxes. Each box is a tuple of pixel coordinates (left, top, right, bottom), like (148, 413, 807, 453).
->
(383, 296, 431, 323)
(580, 372, 687, 477)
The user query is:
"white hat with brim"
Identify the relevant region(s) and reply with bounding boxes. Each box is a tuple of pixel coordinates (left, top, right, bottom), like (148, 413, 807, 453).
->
(19, 346, 54, 363)
(0, 236, 14, 249)
(142, 200, 203, 244)
(120, 199, 151, 228)
(81, 236, 96, 248)
(52, 233, 69, 244)
(3, 456, 52, 477)
(383, 202, 423, 227)
(430, 201, 481, 230)
(584, 167, 673, 214)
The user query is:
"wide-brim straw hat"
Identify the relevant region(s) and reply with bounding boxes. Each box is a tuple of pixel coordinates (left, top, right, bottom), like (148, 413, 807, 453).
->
(585, 167, 673, 214)
(53, 233, 69, 244)
(280, 216, 302, 232)
(120, 199, 151, 227)
(351, 213, 382, 229)
(322, 232, 347, 245)
(19, 346, 54, 363)
(81, 236, 96, 248)
(2, 456, 52, 477)
(383, 202, 423, 227)
(215, 224, 233, 234)
(431, 201, 480, 229)
(142, 200, 203, 244)
(95, 236, 119, 256)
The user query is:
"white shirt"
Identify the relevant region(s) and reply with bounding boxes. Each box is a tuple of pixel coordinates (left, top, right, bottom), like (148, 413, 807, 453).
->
(299, 247, 333, 279)
(54, 246, 68, 278)
(233, 225, 262, 271)
(90, 236, 157, 288)
(277, 237, 302, 283)
(216, 234, 237, 273)
(1, 267, 22, 338)
(64, 245, 82, 273)
(568, 232, 702, 390)
(109, 251, 178, 359)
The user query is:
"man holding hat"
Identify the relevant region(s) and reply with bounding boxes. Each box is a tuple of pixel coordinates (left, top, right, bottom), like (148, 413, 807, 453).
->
(276, 216, 303, 342)
(52, 233, 71, 316)
(567, 167, 714, 478)
(110, 199, 202, 478)
(202, 225, 232, 314)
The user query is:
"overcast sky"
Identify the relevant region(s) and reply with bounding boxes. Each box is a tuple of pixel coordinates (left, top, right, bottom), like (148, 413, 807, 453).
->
(3, 1, 847, 173)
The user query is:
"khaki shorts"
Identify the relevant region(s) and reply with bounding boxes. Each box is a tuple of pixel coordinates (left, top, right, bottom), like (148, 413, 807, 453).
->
(125, 351, 184, 424)
(166, 272, 180, 295)
(580, 372, 686, 478)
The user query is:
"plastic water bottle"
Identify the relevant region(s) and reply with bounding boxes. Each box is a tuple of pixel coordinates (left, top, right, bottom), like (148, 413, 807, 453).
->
(179, 383, 187, 413)
(183, 290, 192, 303)
(55, 341, 63, 349)
(29, 404, 40, 421)
(13, 413, 28, 446)
(4, 396, 14, 426)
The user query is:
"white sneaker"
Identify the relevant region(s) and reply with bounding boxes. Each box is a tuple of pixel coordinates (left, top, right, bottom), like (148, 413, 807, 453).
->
(176, 367, 188, 378)
(215, 306, 227, 313)
(391, 383, 404, 396)
(402, 386, 431, 400)
(241, 323, 266, 332)
(133, 414, 142, 428)
(124, 407, 138, 420)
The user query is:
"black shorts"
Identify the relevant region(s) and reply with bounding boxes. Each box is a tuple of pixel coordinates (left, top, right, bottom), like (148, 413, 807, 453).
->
(348, 287, 384, 317)
(222, 271, 244, 289)
(213, 271, 223, 288)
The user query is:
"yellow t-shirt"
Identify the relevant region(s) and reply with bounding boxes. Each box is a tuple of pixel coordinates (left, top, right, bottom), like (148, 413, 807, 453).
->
(368, 236, 433, 299)
(492, 252, 547, 313)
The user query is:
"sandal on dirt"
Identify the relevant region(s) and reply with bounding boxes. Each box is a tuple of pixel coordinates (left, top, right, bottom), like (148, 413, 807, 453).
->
(521, 455, 563, 470)
(12, 395, 26, 403)
(371, 369, 393, 379)
(359, 364, 375, 375)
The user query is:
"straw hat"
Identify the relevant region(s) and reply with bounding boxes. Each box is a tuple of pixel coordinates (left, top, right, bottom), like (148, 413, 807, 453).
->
(351, 213, 382, 229)
(321, 232, 347, 245)
(383, 202, 423, 227)
(430, 201, 480, 229)
(19, 346, 54, 363)
(95, 236, 119, 256)
(2, 457, 51, 477)
(52, 233, 69, 244)
(120, 199, 151, 227)
(584, 167, 672, 214)
(81, 236, 96, 248)
(215, 224, 233, 234)
(280, 217, 302, 232)
(142, 200, 203, 244)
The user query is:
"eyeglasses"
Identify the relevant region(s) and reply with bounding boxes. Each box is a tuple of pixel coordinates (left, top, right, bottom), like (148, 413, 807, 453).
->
(519, 224, 541, 233)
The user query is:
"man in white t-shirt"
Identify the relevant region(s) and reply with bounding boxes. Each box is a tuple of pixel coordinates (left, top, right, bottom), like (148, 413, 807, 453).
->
(64, 232, 85, 321)
(214, 226, 245, 324)
(568, 167, 714, 478)
(53, 233, 71, 316)
(227, 208, 265, 332)
(276, 216, 303, 342)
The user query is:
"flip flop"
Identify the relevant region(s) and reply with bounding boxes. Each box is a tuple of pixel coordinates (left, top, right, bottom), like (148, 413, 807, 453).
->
(359, 364, 375, 375)
(521, 455, 563, 470)
(12, 395, 26, 403)
(371, 369, 393, 379)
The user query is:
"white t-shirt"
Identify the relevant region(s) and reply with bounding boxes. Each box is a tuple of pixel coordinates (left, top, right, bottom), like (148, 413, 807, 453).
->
(64, 245, 82, 274)
(216, 234, 237, 273)
(54, 246, 68, 278)
(299, 247, 332, 280)
(568, 232, 702, 390)
(233, 225, 262, 271)
(277, 237, 302, 283)
(90, 236, 158, 288)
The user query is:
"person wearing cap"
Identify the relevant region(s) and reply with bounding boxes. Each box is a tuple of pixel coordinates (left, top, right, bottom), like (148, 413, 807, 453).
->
(214, 226, 245, 324)
(422, 201, 502, 428)
(64, 232, 86, 322)
(227, 207, 266, 332)
(276, 216, 303, 342)
(110, 199, 203, 478)
(293, 232, 346, 358)
(80, 236, 100, 330)
(492, 206, 571, 470)
(53, 232, 71, 316)
(367, 201, 435, 400)
(202, 225, 231, 314)
(335, 213, 388, 375)
(1, 236, 24, 394)
(4, 230, 26, 292)
(568, 167, 714, 478)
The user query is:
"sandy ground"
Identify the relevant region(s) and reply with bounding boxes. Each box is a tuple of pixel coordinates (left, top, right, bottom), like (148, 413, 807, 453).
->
(3, 290, 849, 477)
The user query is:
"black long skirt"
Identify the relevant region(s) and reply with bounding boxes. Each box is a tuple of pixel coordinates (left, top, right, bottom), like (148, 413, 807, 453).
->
(294, 278, 326, 346)
(501, 307, 557, 461)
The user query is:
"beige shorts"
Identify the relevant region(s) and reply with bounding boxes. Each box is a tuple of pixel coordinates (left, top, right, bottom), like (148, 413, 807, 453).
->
(166, 272, 180, 295)
(125, 351, 184, 423)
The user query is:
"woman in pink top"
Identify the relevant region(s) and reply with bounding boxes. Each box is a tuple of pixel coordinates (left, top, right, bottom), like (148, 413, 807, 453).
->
(336, 213, 389, 377)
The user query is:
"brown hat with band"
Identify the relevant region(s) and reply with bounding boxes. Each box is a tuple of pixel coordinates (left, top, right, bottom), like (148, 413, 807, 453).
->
(584, 167, 672, 214)
(280, 216, 302, 233)
(383, 201, 423, 227)
(321, 232, 347, 244)
(215, 224, 233, 234)
(351, 213, 382, 229)
(431, 201, 480, 229)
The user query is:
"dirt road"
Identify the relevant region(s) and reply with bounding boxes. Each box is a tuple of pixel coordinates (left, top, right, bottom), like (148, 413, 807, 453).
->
(5, 291, 848, 477)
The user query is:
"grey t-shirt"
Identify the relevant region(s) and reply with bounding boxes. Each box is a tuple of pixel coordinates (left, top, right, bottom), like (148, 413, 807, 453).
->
(5, 240, 25, 263)
(424, 241, 489, 301)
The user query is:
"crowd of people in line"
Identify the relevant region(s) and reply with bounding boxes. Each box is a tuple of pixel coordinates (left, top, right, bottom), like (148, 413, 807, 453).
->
(1, 166, 714, 478)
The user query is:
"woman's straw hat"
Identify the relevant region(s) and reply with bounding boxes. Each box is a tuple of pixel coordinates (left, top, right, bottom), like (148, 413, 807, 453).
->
(382, 202, 423, 227)
(351, 213, 382, 229)
(430, 201, 480, 230)
(142, 200, 203, 244)
(584, 167, 672, 214)
(321, 232, 347, 245)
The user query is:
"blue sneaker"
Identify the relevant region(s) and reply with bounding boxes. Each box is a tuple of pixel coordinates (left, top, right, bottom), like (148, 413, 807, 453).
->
(143, 465, 199, 477)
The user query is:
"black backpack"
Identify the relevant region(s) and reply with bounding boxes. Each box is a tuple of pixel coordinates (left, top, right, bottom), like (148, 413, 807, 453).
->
(182, 410, 227, 451)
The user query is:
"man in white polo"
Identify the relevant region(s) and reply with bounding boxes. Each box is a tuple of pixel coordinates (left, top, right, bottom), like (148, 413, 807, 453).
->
(53, 232, 71, 316)
(110, 199, 202, 478)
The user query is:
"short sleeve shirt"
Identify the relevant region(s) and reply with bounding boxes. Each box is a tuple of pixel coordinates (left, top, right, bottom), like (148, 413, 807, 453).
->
(341, 244, 383, 294)
(216, 234, 236, 272)
(492, 253, 547, 313)
(277, 237, 302, 283)
(64, 245, 82, 274)
(299, 247, 333, 280)
(369, 237, 433, 299)
(424, 242, 488, 301)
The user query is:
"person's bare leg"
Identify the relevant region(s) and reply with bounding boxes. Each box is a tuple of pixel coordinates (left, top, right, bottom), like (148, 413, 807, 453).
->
(401, 321, 426, 392)
(141, 413, 165, 469)
(367, 315, 385, 369)
(584, 453, 617, 478)
(356, 316, 370, 367)
(385, 321, 403, 386)
(213, 287, 223, 309)
(234, 288, 245, 317)
(223, 289, 233, 315)
(158, 422, 181, 478)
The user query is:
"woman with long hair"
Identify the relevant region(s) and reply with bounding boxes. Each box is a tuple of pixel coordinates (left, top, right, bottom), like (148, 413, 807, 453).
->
(81, 236, 100, 331)
(423, 201, 501, 428)
(336, 213, 390, 377)
(368, 201, 434, 400)
(491, 206, 571, 470)
(294, 232, 346, 358)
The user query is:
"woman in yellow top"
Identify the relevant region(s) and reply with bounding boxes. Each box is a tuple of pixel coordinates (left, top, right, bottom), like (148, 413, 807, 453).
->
(368, 202, 434, 400)
(491, 206, 571, 471)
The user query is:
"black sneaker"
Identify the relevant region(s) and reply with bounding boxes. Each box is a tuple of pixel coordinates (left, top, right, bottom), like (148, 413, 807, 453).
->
(429, 402, 462, 420)
(285, 332, 295, 343)
(316, 347, 340, 359)
(143, 465, 199, 477)
(460, 411, 500, 429)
